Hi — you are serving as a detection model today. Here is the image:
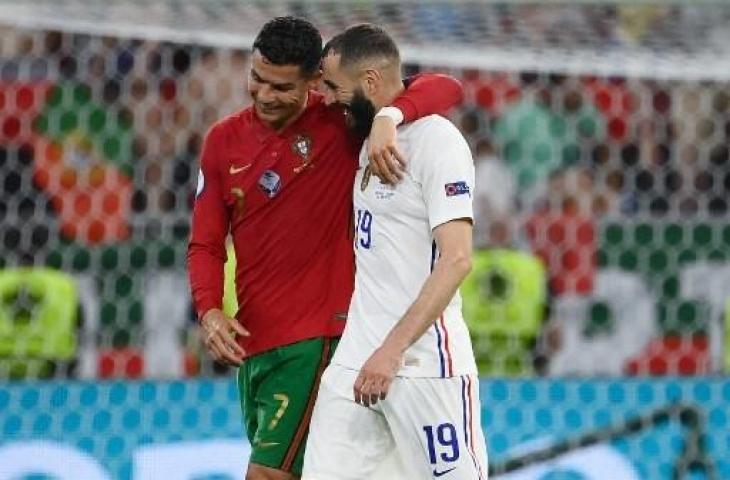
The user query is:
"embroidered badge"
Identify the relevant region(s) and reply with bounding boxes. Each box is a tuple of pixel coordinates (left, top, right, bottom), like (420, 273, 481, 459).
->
(258, 170, 282, 198)
(291, 134, 313, 173)
(444, 181, 470, 197)
(361, 165, 372, 191)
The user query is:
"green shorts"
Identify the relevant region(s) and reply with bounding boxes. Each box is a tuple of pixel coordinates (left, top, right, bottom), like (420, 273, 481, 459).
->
(238, 336, 338, 475)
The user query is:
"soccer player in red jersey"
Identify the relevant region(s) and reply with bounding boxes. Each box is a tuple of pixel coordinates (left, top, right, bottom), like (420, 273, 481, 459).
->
(187, 16, 463, 480)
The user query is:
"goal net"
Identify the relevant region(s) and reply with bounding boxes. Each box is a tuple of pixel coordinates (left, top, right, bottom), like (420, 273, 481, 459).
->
(0, 0, 729, 381)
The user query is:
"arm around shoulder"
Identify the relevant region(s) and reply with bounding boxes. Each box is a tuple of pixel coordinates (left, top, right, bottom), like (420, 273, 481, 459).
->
(393, 73, 464, 122)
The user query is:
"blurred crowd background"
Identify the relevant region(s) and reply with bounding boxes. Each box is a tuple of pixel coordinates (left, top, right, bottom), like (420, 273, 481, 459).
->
(1, 2, 729, 381)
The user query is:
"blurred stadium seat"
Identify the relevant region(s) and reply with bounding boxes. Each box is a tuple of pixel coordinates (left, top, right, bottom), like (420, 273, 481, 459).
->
(0, 267, 79, 378)
(462, 248, 547, 376)
(548, 269, 656, 376)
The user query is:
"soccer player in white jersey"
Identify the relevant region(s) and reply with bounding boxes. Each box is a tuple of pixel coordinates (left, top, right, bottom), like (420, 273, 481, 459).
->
(302, 24, 488, 480)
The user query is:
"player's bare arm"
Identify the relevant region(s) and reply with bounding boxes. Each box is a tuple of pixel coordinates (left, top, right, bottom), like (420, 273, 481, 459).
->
(353, 219, 473, 406)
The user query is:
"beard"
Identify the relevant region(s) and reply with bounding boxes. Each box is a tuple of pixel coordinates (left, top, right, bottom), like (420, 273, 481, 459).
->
(345, 88, 377, 139)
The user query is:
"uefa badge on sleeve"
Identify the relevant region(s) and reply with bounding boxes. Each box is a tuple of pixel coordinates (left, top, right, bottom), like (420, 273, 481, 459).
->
(444, 181, 470, 197)
(258, 170, 282, 198)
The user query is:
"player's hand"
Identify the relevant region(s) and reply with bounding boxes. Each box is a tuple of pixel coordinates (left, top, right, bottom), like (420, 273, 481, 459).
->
(353, 345, 403, 407)
(368, 116, 406, 185)
(200, 308, 249, 366)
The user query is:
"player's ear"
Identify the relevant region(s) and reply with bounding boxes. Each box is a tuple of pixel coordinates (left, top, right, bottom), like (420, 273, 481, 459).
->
(362, 68, 380, 96)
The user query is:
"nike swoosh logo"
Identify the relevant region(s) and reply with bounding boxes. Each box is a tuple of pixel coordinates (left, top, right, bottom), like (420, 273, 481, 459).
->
(433, 467, 456, 477)
(230, 163, 252, 174)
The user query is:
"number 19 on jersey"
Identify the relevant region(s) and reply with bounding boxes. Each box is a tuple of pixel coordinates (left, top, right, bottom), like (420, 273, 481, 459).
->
(355, 208, 373, 249)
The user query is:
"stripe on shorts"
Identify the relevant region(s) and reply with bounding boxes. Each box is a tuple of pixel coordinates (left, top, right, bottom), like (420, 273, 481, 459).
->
(280, 337, 332, 472)
(461, 375, 485, 479)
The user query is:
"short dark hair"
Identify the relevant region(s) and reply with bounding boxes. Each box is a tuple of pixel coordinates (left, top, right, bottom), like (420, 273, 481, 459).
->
(252, 16, 322, 76)
(323, 24, 400, 69)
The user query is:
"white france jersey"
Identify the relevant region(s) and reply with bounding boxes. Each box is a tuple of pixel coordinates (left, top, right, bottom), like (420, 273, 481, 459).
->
(332, 115, 478, 378)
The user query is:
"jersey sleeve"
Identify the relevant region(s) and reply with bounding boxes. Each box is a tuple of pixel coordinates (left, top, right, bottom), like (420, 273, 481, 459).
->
(393, 73, 464, 123)
(412, 121, 475, 230)
(187, 122, 230, 319)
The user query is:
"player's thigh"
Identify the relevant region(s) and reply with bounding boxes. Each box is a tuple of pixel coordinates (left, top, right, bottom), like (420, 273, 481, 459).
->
(383, 374, 489, 480)
(246, 463, 296, 480)
(303, 364, 393, 480)
(239, 337, 336, 476)
(370, 447, 411, 480)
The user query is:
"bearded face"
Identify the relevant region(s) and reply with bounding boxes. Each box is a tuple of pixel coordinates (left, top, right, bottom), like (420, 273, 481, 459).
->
(344, 87, 377, 139)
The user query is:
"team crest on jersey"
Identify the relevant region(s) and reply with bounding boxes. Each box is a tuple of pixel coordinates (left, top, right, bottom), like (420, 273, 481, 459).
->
(291, 134, 313, 173)
(258, 170, 282, 198)
(360, 165, 372, 191)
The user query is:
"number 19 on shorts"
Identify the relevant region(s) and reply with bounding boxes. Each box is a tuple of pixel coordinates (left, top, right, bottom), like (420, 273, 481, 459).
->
(355, 208, 372, 249)
(423, 423, 460, 474)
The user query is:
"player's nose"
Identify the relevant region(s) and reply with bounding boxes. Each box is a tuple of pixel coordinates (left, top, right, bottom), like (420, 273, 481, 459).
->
(256, 84, 276, 103)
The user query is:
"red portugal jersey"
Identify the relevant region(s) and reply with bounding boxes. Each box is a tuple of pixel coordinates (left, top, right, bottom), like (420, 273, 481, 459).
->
(188, 76, 463, 357)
